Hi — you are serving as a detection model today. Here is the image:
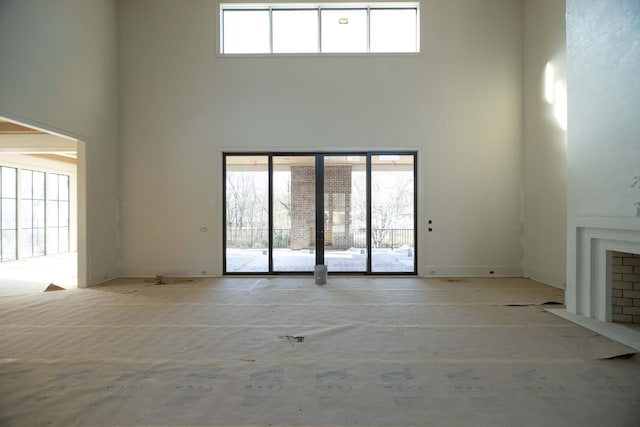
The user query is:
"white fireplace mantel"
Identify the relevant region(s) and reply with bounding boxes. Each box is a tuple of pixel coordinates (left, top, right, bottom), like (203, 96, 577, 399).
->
(555, 216, 640, 350)
(567, 216, 640, 320)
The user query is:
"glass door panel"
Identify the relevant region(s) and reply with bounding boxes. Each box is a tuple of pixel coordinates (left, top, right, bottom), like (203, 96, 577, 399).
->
(223, 152, 416, 275)
(323, 155, 366, 272)
(224, 155, 269, 273)
(273, 156, 316, 272)
(371, 154, 415, 272)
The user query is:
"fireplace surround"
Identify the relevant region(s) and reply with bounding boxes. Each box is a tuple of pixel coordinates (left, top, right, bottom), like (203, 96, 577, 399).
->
(567, 217, 640, 321)
(552, 217, 640, 350)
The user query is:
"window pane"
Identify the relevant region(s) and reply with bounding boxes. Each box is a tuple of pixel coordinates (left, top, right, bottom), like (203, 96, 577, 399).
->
(47, 227, 59, 254)
(321, 9, 367, 53)
(59, 227, 70, 252)
(48, 174, 59, 200)
(371, 154, 415, 272)
(34, 228, 45, 256)
(370, 9, 418, 53)
(223, 10, 270, 53)
(273, 10, 318, 53)
(49, 201, 59, 227)
(323, 155, 366, 272)
(273, 156, 316, 272)
(2, 167, 16, 198)
(20, 228, 33, 258)
(59, 175, 70, 201)
(33, 171, 45, 199)
(225, 155, 269, 272)
(2, 199, 16, 229)
(59, 201, 69, 226)
(21, 200, 33, 228)
(2, 230, 16, 261)
(21, 170, 32, 198)
(34, 200, 46, 228)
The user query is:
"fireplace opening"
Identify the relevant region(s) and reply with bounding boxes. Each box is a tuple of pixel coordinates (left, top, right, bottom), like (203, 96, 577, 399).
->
(611, 251, 640, 324)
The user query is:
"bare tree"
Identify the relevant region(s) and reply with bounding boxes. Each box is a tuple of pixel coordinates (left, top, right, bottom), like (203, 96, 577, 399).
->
(371, 174, 413, 248)
(226, 171, 268, 247)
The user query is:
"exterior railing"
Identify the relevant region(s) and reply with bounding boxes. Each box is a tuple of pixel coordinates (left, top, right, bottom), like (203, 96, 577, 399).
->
(226, 228, 414, 249)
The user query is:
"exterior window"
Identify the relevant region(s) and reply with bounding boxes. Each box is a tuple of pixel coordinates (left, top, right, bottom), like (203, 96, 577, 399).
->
(0, 165, 71, 262)
(0, 167, 17, 262)
(47, 173, 70, 254)
(370, 8, 418, 52)
(222, 9, 270, 54)
(272, 9, 319, 53)
(220, 3, 419, 54)
(20, 170, 46, 258)
(321, 9, 368, 53)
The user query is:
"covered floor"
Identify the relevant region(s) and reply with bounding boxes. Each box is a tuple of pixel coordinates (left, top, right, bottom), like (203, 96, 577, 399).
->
(1, 276, 639, 426)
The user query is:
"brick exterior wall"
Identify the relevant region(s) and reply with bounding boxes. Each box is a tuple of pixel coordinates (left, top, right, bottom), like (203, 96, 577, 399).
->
(611, 251, 640, 324)
(290, 165, 352, 250)
(324, 165, 352, 249)
(290, 166, 316, 250)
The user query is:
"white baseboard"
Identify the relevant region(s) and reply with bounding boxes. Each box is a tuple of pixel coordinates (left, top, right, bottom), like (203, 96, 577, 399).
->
(118, 266, 221, 280)
(420, 265, 523, 278)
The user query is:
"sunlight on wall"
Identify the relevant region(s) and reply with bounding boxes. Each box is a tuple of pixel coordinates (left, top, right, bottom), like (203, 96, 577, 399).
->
(544, 61, 567, 131)
(544, 62, 555, 104)
(553, 80, 567, 131)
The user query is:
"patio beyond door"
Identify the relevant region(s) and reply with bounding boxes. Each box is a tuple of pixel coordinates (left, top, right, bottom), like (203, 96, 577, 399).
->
(224, 153, 416, 274)
(322, 155, 366, 272)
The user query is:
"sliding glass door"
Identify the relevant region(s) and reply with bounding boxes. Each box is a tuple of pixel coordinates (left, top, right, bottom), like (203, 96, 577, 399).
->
(322, 155, 367, 272)
(224, 152, 416, 275)
(273, 155, 316, 272)
(224, 155, 269, 273)
(371, 154, 415, 273)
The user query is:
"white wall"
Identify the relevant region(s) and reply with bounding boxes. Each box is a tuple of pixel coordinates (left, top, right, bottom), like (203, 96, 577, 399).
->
(118, 0, 524, 277)
(566, 0, 640, 219)
(522, 0, 567, 287)
(565, 0, 640, 314)
(0, 0, 120, 286)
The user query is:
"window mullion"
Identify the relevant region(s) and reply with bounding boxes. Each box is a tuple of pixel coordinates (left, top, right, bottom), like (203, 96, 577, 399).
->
(269, 7, 274, 54)
(268, 155, 274, 272)
(366, 7, 371, 53)
(220, 10, 225, 53)
(317, 8, 322, 53)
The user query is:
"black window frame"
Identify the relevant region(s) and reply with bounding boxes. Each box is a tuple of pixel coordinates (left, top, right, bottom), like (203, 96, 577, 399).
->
(222, 151, 417, 276)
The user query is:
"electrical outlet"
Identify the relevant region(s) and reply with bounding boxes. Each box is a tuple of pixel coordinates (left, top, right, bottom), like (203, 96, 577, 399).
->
(200, 227, 208, 232)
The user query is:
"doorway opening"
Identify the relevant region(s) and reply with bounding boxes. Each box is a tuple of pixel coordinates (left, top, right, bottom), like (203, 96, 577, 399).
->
(223, 152, 416, 275)
(0, 117, 81, 292)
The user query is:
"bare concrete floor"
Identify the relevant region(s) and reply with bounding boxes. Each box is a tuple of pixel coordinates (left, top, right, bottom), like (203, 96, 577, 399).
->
(1, 276, 639, 426)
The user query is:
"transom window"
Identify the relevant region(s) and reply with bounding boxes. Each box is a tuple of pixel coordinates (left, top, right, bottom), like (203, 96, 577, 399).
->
(220, 3, 420, 54)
